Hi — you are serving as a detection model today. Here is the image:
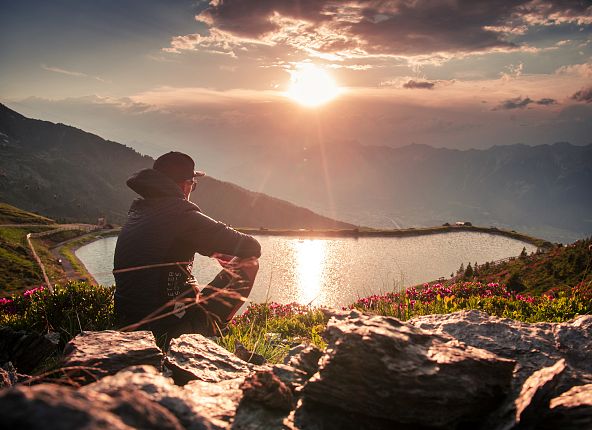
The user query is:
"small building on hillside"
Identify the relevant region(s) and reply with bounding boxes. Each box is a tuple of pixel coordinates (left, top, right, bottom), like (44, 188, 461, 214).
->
(455, 221, 473, 226)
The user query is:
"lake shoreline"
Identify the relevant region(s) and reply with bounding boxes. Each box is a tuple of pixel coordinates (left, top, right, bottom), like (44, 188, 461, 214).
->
(237, 225, 552, 250)
(78, 225, 550, 250)
(64, 230, 119, 285)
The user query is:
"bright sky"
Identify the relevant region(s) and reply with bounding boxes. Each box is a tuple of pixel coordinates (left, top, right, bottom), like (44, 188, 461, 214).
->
(1, 0, 591, 164)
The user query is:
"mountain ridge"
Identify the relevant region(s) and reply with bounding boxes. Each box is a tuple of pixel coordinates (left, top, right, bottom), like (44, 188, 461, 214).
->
(215, 138, 592, 242)
(0, 103, 354, 229)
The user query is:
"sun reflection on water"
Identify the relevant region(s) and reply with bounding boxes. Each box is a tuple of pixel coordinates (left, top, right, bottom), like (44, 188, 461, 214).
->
(294, 240, 326, 305)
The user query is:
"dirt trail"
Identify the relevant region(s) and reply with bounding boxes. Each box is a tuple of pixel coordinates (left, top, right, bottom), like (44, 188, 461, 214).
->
(49, 229, 119, 284)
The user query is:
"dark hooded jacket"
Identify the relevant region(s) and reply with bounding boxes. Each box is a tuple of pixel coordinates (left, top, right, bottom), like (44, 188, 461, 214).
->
(113, 168, 261, 325)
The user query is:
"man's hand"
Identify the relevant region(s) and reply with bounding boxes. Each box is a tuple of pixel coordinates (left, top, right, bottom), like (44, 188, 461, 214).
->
(234, 257, 259, 284)
(212, 253, 259, 282)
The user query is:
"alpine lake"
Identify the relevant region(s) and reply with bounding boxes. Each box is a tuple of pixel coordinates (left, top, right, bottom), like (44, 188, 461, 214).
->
(76, 231, 538, 308)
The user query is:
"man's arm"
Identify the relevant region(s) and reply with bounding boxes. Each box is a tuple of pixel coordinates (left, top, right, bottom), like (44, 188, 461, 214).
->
(184, 210, 261, 258)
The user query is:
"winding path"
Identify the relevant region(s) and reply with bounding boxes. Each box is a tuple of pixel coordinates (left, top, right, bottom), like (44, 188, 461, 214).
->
(16, 223, 99, 289)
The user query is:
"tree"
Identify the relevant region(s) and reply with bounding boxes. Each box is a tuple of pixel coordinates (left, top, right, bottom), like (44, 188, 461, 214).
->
(520, 247, 528, 258)
(507, 272, 525, 292)
(465, 262, 474, 278)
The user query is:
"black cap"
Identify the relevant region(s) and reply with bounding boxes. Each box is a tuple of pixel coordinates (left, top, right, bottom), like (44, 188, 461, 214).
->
(153, 151, 206, 182)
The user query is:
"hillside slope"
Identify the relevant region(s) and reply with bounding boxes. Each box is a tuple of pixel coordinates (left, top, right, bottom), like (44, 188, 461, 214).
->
(457, 238, 592, 295)
(0, 202, 54, 225)
(0, 104, 353, 229)
(0, 204, 58, 294)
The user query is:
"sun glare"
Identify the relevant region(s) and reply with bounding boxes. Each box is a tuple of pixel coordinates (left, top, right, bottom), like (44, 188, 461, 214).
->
(287, 63, 340, 107)
(294, 239, 326, 305)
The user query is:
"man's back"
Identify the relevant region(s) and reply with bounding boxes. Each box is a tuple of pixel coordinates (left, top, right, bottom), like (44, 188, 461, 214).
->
(114, 166, 261, 332)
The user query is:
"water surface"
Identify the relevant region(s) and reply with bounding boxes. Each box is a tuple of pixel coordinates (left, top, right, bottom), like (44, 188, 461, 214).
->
(76, 232, 536, 308)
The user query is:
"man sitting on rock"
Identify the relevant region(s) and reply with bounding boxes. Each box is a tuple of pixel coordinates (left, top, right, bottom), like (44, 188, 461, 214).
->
(114, 151, 261, 347)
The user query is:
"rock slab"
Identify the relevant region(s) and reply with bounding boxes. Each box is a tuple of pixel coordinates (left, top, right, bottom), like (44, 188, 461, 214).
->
(166, 334, 259, 385)
(0, 382, 183, 429)
(62, 330, 163, 382)
(284, 344, 323, 377)
(410, 311, 592, 392)
(83, 365, 216, 430)
(543, 384, 592, 430)
(301, 310, 516, 429)
(0, 327, 59, 373)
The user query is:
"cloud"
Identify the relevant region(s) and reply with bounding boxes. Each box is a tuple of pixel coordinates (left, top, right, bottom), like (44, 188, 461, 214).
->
(167, 1, 592, 61)
(500, 63, 524, 81)
(163, 29, 270, 57)
(572, 87, 592, 103)
(555, 61, 592, 78)
(41, 64, 108, 83)
(403, 80, 436, 90)
(515, 1, 592, 26)
(496, 96, 534, 110)
(494, 96, 558, 110)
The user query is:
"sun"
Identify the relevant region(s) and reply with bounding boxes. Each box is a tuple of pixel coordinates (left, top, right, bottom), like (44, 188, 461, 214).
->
(286, 63, 341, 107)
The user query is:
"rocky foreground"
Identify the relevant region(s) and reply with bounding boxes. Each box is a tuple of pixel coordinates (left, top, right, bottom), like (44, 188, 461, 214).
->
(0, 310, 591, 429)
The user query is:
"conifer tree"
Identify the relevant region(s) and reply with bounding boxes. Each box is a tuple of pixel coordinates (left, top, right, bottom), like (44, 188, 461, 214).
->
(465, 262, 474, 278)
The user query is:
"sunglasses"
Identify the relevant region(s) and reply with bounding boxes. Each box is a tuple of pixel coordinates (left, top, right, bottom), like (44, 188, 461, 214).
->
(187, 178, 198, 191)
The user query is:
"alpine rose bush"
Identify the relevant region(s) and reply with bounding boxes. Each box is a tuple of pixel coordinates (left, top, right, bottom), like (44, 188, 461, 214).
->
(0, 282, 115, 345)
(348, 281, 592, 322)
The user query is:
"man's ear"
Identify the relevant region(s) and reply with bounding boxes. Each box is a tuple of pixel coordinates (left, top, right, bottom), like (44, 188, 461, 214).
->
(177, 181, 191, 198)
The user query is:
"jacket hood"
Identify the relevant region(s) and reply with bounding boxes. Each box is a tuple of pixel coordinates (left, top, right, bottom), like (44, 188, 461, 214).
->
(126, 168, 184, 199)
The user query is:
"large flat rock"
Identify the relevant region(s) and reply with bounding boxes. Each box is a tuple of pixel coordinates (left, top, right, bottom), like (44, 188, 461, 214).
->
(410, 311, 592, 391)
(300, 310, 515, 429)
(185, 377, 245, 426)
(62, 330, 163, 382)
(0, 382, 183, 429)
(83, 365, 216, 430)
(166, 334, 262, 385)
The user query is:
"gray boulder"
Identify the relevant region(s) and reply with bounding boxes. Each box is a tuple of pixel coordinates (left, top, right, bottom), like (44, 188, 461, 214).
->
(166, 334, 262, 385)
(185, 377, 245, 426)
(0, 327, 59, 373)
(240, 370, 295, 412)
(82, 365, 215, 430)
(62, 330, 163, 383)
(543, 383, 592, 429)
(410, 311, 592, 392)
(0, 382, 183, 429)
(182, 365, 303, 429)
(231, 370, 297, 430)
(512, 359, 567, 427)
(490, 359, 568, 430)
(284, 344, 323, 377)
(299, 310, 515, 429)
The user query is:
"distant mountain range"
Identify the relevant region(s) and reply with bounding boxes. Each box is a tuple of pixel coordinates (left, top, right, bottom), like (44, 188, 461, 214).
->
(0, 104, 353, 229)
(217, 139, 592, 243)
